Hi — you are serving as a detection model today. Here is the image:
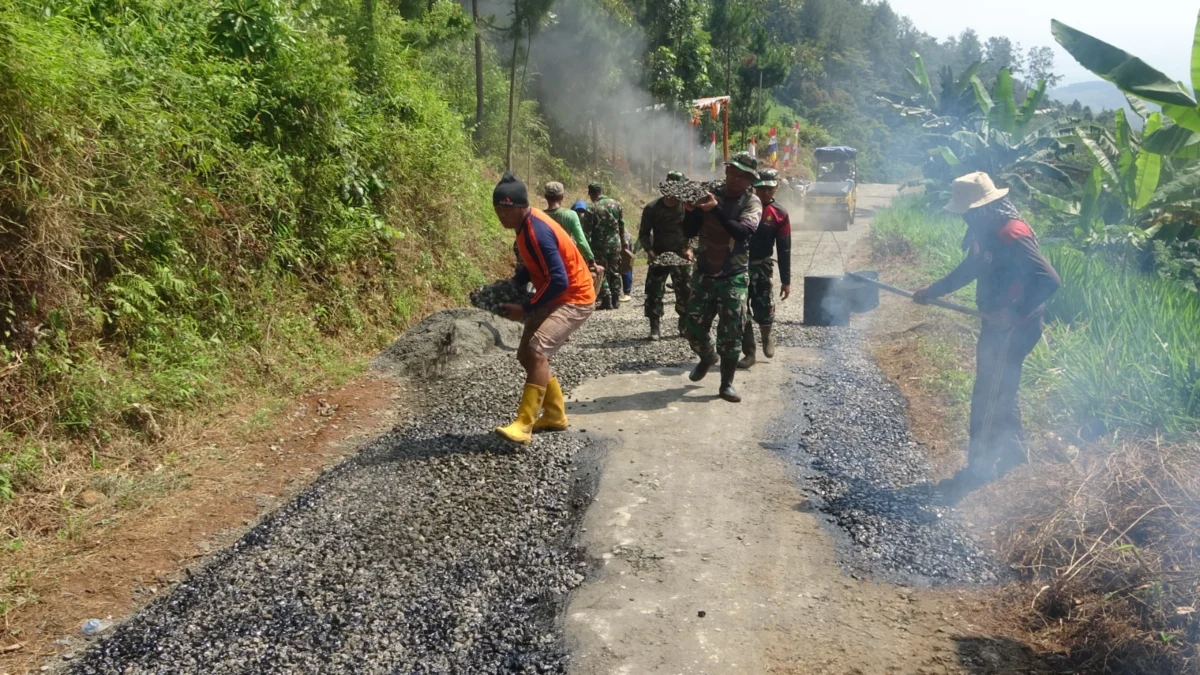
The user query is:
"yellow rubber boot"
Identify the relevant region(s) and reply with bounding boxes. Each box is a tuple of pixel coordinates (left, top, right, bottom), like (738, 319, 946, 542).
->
(496, 383, 546, 445)
(533, 377, 569, 432)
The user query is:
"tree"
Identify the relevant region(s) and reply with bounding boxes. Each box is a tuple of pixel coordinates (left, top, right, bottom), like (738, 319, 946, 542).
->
(503, 0, 554, 171)
(1025, 45, 1062, 90)
(473, 0, 485, 140)
(982, 36, 1023, 83)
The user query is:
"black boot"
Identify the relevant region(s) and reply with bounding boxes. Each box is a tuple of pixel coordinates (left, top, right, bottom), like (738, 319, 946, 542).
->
(762, 323, 775, 358)
(719, 357, 741, 402)
(610, 289, 621, 310)
(690, 351, 718, 382)
(738, 323, 756, 369)
(598, 294, 613, 310)
(648, 316, 662, 341)
(677, 315, 686, 336)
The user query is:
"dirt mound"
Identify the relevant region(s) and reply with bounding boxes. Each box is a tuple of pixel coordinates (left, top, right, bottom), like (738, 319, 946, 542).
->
(373, 308, 521, 377)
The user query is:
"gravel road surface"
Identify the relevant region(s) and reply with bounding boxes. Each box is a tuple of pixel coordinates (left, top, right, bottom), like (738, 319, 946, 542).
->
(67, 184, 994, 674)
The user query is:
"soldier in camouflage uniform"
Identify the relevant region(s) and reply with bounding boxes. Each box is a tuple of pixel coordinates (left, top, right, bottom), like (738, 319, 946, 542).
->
(639, 171, 693, 341)
(739, 168, 793, 369)
(681, 153, 762, 403)
(585, 182, 627, 310)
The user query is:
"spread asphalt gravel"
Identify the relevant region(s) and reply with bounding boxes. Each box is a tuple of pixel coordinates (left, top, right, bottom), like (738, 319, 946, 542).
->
(773, 321, 1001, 586)
(69, 305, 693, 675)
(69, 284, 996, 673)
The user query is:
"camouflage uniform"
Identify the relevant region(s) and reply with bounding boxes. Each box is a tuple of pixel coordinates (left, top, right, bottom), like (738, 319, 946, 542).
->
(748, 259, 776, 324)
(684, 274, 749, 359)
(682, 183, 763, 361)
(586, 195, 625, 302)
(639, 195, 692, 321)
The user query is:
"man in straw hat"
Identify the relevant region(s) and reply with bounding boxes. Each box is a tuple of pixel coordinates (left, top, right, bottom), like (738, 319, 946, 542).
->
(913, 171, 1061, 499)
(639, 170, 693, 341)
(681, 152, 763, 403)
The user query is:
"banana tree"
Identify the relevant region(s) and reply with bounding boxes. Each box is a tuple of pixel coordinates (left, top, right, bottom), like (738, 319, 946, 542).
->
(1052, 13, 1200, 159)
(924, 68, 1075, 192)
(877, 53, 982, 129)
(1034, 108, 1200, 241)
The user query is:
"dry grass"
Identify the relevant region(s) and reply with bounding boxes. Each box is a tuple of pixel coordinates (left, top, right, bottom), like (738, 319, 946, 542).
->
(975, 439, 1200, 673)
(868, 258, 1200, 673)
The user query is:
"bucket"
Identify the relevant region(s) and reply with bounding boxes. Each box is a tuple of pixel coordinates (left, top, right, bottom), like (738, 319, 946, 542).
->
(803, 275, 850, 327)
(845, 270, 880, 313)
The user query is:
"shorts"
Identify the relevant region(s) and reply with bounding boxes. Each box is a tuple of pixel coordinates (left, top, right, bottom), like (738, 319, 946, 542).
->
(523, 303, 593, 357)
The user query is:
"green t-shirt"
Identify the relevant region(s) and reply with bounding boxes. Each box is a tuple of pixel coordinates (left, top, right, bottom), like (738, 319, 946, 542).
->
(546, 207, 594, 261)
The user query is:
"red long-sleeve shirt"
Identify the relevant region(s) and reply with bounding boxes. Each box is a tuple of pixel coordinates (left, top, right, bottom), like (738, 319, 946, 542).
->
(926, 219, 1061, 321)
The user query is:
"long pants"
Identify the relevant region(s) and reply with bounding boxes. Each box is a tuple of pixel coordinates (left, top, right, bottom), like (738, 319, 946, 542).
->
(747, 259, 776, 325)
(622, 270, 633, 295)
(644, 264, 693, 319)
(963, 320, 1043, 483)
(684, 272, 749, 361)
(594, 239, 622, 301)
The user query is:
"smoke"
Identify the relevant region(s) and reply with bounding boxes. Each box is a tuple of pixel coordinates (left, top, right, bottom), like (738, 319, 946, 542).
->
(476, 0, 716, 183)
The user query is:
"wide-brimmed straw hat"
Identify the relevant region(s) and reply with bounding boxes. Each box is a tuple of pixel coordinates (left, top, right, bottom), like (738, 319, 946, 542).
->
(945, 172, 1009, 214)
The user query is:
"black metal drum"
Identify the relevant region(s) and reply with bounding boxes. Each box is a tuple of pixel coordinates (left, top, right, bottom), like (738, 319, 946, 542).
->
(803, 275, 850, 327)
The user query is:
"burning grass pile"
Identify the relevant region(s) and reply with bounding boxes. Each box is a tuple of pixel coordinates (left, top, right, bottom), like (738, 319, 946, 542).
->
(978, 440, 1200, 673)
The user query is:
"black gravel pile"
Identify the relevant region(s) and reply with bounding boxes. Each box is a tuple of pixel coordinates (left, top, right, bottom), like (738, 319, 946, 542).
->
(647, 251, 692, 268)
(658, 179, 723, 204)
(469, 280, 533, 315)
(69, 295, 694, 675)
(771, 322, 1002, 586)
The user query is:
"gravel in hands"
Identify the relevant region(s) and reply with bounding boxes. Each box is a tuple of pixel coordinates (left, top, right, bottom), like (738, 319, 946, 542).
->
(68, 294, 694, 675)
(647, 252, 693, 268)
(469, 280, 533, 315)
(658, 179, 724, 204)
(770, 322, 1002, 586)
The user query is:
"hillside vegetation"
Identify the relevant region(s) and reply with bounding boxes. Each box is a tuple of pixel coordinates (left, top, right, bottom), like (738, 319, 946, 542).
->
(0, 0, 512, 499)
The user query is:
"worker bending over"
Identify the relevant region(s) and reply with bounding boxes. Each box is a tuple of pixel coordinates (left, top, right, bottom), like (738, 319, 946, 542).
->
(492, 173, 596, 445)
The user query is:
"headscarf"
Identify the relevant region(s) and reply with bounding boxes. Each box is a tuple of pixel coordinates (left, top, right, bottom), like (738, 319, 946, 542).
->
(961, 197, 1025, 250)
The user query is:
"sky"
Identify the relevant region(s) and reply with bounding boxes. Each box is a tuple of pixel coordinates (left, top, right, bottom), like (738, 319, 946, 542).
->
(887, 0, 1197, 87)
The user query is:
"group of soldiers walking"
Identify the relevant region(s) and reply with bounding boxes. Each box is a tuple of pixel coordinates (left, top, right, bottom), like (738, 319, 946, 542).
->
(542, 152, 792, 404)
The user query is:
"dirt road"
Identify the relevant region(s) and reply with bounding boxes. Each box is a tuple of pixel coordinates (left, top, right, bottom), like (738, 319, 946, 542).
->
(57, 184, 1024, 674)
(564, 184, 972, 674)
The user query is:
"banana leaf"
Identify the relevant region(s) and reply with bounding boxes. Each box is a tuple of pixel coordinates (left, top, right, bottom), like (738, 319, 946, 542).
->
(1033, 189, 1081, 215)
(970, 75, 994, 117)
(1052, 19, 1198, 108)
(1018, 79, 1048, 127)
(1143, 124, 1200, 158)
(1153, 163, 1200, 202)
(1193, 9, 1200, 96)
(1079, 136, 1120, 184)
(1023, 160, 1075, 186)
(1124, 93, 1151, 121)
(954, 61, 983, 95)
(1134, 113, 1164, 210)
(1163, 104, 1200, 134)
(1080, 165, 1105, 232)
(933, 146, 962, 166)
(990, 69, 1018, 134)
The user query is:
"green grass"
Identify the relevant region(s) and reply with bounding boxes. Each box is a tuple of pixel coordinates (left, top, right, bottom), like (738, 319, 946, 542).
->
(873, 198, 1200, 437)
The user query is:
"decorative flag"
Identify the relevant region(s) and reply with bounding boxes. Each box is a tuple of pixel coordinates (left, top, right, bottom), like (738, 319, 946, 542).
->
(748, 137, 757, 159)
(709, 132, 718, 173)
(768, 127, 779, 168)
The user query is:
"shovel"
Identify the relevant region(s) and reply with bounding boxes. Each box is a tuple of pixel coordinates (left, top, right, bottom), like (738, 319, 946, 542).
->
(844, 272, 982, 319)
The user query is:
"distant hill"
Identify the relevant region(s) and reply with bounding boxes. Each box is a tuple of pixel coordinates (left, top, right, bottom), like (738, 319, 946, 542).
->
(1050, 80, 1146, 128)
